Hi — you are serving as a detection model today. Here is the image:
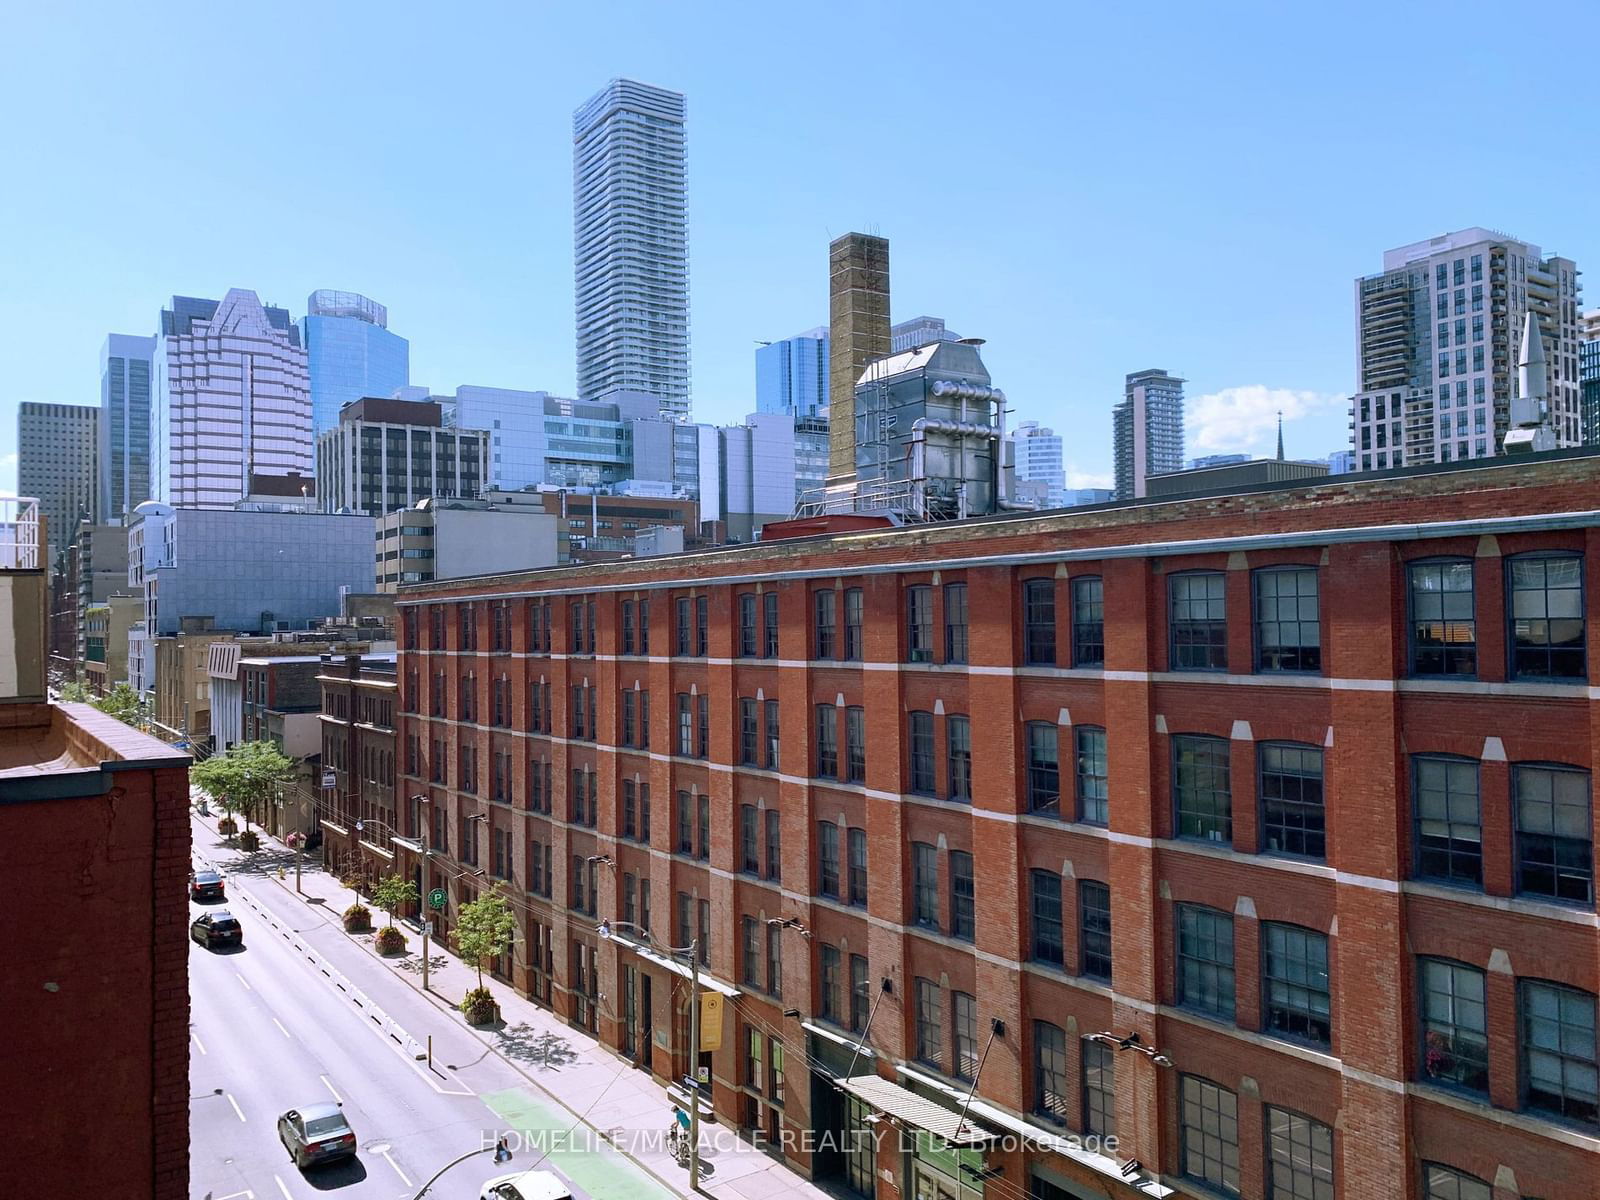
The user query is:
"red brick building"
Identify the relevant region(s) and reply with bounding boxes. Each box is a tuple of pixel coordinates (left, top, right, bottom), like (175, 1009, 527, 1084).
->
(396, 450, 1600, 1200)
(317, 653, 399, 890)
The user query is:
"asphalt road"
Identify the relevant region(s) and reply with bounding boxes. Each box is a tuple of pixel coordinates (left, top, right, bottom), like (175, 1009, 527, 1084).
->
(188, 845, 595, 1200)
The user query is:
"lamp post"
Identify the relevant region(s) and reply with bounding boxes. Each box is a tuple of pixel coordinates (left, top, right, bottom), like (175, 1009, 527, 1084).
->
(412, 794, 433, 991)
(1085, 1031, 1174, 1183)
(599, 917, 703, 1191)
(410, 1137, 511, 1198)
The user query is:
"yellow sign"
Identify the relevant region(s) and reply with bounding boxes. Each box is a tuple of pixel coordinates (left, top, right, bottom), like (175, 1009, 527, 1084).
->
(699, 992, 724, 1051)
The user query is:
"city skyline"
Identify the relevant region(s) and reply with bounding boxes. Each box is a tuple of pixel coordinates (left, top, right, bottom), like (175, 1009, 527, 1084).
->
(3, 2, 1598, 497)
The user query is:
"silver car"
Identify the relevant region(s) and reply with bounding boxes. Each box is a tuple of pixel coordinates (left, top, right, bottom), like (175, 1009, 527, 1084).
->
(277, 1102, 357, 1168)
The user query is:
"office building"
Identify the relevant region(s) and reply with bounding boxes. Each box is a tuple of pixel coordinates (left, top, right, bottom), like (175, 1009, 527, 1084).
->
(793, 415, 829, 508)
(425, 385, 556, 493)
(573, 79, 690, 417)
(152, 290, 312, 508)
(1187, 453, 1250, 470)
(1349, 228, 1583, 470)
(317, 652, 399, 881)
(374, 498, 560, 592)
(1581, 309, 1600, 445)
(1327, 449, 1356, 474)
(100, 333, 156, 522)
(18, 402, 98, 560)
(1013, 421, 1066, 508)
(1112, 368, 1185, 500)
(891, 315, 961, 353)
(396, 447, 1600, 1200)
(316, 397, 488, 516)
(717, 412, 797, 542)
(72, 522, 129, 672)
(756, 327, 829, 419)
(1061, 486, 1113, 506)
(299, 290, 409, 437)
(82, 593, 140, 695)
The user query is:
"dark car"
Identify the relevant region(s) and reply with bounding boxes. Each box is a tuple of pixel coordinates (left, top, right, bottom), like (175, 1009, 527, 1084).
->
(278, 1102, 357, 1168)
(190, 911, 243, 949)
(190, 869, 225, 901)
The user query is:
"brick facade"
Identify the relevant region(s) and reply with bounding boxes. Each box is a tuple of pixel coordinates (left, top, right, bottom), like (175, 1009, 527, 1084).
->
(396, 452, 1600, 1200)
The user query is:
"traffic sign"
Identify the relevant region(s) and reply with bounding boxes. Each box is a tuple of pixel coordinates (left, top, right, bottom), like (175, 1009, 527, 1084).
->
(428, 887, 447, 910)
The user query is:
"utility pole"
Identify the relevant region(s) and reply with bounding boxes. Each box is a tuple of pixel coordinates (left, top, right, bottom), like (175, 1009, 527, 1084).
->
(688, 936, 701, 1192)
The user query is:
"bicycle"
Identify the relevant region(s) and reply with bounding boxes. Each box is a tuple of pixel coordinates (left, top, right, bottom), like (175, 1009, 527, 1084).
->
(666, 1124, 692, 1168)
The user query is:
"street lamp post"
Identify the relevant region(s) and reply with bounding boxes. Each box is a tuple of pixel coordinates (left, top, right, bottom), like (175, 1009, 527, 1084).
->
(410, 1137, 511, 1199)
(599, 917, 704, 1191)
(412, 794, 432, 992)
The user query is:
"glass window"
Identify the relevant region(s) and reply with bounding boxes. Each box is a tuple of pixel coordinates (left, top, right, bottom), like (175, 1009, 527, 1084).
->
(1076, 726, 1108, 824)
(950, 850, 974, 942)
(953, 991, 977, 1080)
(1423, 1165, 1491, 1200)
(741, 917, 761, 988)
(765, 808, 781, 882)
(1180, 1075, 1240, 1195)
(1266, 1108, 1334, 1200)
(817, 824, 840, 896)
(1030, 870, 1063, 965)
(764, 699, 780, 770)
(1508, 555, 1586, 680)
(849, 954, 869, 1033)
(944, 583, 968, 664)
(1082, 1038, 1116, 1138)
(739, 805, 759, 874)
(912, 842, 939, 929)
(738, 593, 757, 657)
(1026, 722, 1060, 814)
(1079, 880, 1112, 982)
(820, 944, 842, 1024)
(763, 591, 779, 659)
(1414, 757, 1482, 887)
(1173, 734, 1232, 843)
(1255, 567, 1321, 672)
(814, 705, 837, 778)
(1023, 579, 1056, 665)
(947, 715, 972, 802)
(1263, 923, 1332, 1047)
(845, 706, 866, 783)
(1515, 765, 1593, 905)
(906, 585, 934, 662)
(914, 978, 943, 1069)
(848, 827, 868, 905)
(813, 590, 836, 659)
(1170, 572, 1227, 671)
(1520, 979, 1599, 1126)
(1409, 560, 1476, 676)
(1260, 744, 1326, 860)
(1071, 576, 1105, 667)
(1033, 1021, 1068, 1123)
(843, 588, 863, 661)
(1177, 903, 1235, 1021)
(1418, 958, 1488, 1094)
(908, 711, 936, 794)
(739, 698, 758, 766)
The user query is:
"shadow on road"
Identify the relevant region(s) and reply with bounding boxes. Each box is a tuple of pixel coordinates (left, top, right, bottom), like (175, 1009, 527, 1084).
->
(299, 1156, 369, 1191)
(496, 1023, 579, 1071)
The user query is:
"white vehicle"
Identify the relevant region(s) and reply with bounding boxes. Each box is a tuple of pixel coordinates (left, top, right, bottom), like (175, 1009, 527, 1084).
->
(479, 1169, 573, 1200)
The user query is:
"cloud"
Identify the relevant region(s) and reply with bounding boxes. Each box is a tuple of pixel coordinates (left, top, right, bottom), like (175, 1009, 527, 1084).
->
(1187, 386, 1346, 455)
(1065, 463, 1114, 490)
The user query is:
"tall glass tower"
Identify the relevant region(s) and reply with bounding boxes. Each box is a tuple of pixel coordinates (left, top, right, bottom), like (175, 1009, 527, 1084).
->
(100, 333, 156, 522)
(298, 290, 409, 436)
(756, 327, 829, 418)
(573, 79, 690, 418)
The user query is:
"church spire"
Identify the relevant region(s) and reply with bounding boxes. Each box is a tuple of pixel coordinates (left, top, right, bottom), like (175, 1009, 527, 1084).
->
(1276, 411, 1284, 461)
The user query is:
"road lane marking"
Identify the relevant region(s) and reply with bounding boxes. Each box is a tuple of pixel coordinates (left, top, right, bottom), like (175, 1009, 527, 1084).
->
(235, 972, 252, 991)
(320, 1074, 344, 1104)
(227, 1092, 246, 1123)
(191, 1031, 207, 1055)
(381, 1149, 412, 1186)
(274, 1176, 294, 1200)
(212, 1191, 255, 1200)
(272, 1017, 291, 1038)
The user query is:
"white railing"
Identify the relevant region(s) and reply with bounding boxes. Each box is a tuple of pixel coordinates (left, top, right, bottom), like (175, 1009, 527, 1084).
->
(0, 497, 41, 569)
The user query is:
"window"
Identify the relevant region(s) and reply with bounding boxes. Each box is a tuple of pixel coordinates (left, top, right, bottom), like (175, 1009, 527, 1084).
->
(847, 827, 868, 905)
(621, 689, 638, 747)
(843, 588, 864, 661)
(1022, 579, 1056, 665)
(911, 842, 938, 929)
(1418, 958, 1488, 1094)
(1177, 904, 1235, 1020)
(950, 850, 974, 942)
(676, 694, 693, 757)
(697, 898, 711, 965)
(676, 892, 691, 951)
(764, 699, 780, 770)
(1255, 567, 1321, 672)
(914, 978, 943, 1069)
(1508, 554, 1586, 680)
(1082, 1038, 1116, 1138)
(763, 591, 779, 658)
(820, 944, 842, 1024)
(1033, 1021, 1068, 1123)
(623, 780, 639, 839)
(738, 593, 758, 657)
(1260, 744, 1325, 860)
(814, 590, 837, 659)
(1266, 1109, 1334, 1200)
(815, 705, 837, 778)
(676, 791, 694, 856)
(817, 823, 840, 897)
(953, 991, 977, 1080)
(1263, 923, 1332, 1046)
(908, 712, 935, 794)
(638, 598, 650, 654)
(458, 743, 478, 794)
(739, 698, 759, 766)
(764, 809, 780, 882)
(1180, 1076, 1239, 1195)
(1026, 722, 1060, 814)
(742, 918, 761, 988)
(1076, 726, 1108, 824)
(1409, 559, 1476, 676)
(947, 715, 971, 801)
(740, 805, 759, 874)
(767, 922, 782, 995)
(1520, 979, 1598, 1125)
(1170, 572, 1227, 671)
(621, 600, 636, 655)
(845, 707, 866, 783)
(944, 583, 968, 663)
(697, 794, 710, 860)
(1030, 869, 1063, 965)
(849, 954, 869, 1033)
(695, 595, 708, 657)
(1079, 880, 1111, 982)
(1423, 1165, 1491, 1200)
(1071, 576, 1104, 667)
(697, 694, 709, 759)
(675, 596, 691, 655)
(1514, 765, 1593, 904)
(906, 585, 933, 662)
(1414, 757, 1482, 887)
(1173, 735, 1231, 843)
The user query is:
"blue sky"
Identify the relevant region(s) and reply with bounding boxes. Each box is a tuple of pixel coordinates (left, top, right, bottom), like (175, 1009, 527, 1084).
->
(3, 0, 1596, 494)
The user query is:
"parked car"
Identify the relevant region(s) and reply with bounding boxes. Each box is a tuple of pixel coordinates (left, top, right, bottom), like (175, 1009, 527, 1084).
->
(480, 1170, 572, 1200)
(189, 911, 243, 949)
(190, 869, 225, 901)
(277, 1103, 357, 1169)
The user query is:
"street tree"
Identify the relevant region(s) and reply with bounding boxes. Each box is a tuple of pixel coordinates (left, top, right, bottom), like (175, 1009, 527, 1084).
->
(371, 873, 419, 954)
(453, 885, 516, 1015)
(190, 740, 296, 835)
(58, 681, 90, 703)
(93, 683, 143, 727)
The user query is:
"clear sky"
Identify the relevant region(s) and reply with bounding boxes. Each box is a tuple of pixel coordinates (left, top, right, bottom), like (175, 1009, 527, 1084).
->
(3, 0, 1596, 495)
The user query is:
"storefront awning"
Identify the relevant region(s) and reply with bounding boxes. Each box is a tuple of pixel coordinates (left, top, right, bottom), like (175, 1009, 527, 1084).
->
(839, 1075, 993, 1146)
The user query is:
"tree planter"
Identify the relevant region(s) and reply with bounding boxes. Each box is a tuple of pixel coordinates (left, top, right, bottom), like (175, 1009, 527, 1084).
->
(217, 818, 238, 836)
(460, 987, 498, 1026)
(375, 926, 407, 956)
(343, 904, 372, 933)
(238, 830, 260, 851)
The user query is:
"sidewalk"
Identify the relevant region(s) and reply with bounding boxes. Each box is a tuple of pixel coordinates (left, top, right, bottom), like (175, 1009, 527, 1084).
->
(192, 807, 834, 1200)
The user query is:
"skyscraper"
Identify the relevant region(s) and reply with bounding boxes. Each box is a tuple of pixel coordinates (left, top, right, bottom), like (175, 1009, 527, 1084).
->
(18, 402, 98, 559)
(298, 290, 409, 437)
(1580, 308, 1600, 445)
(1113, 369, 1185, 500)
(151, 290, 312, 509)
(1348, 228, 1582, 470)
(1012, 420, 1066, 508)
(756, 327, 829, 419)
(99, 333, 156, 522)
(573, 79, 690, 418)
(890, 315, 960, 354)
